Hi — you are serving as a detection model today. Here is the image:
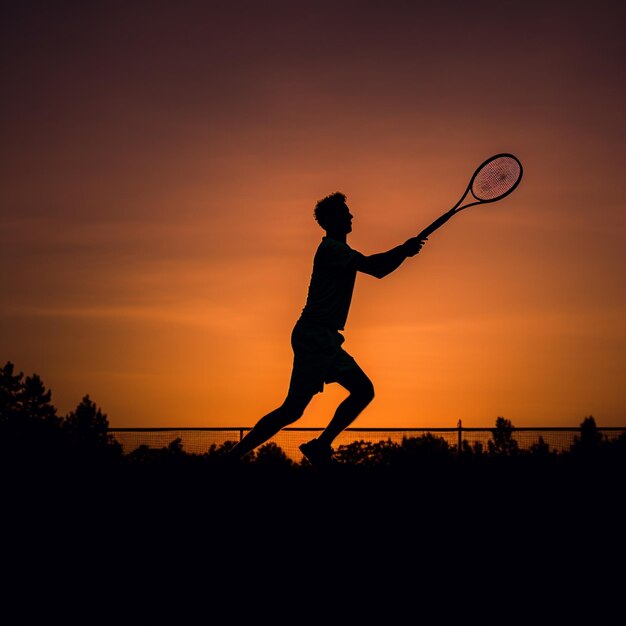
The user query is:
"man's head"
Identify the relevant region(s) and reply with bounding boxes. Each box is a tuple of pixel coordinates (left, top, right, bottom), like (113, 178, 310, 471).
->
(314, 192, 353, 235)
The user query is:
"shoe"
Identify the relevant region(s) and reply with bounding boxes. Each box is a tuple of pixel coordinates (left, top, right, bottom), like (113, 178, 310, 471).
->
(299, 438, 336, 469)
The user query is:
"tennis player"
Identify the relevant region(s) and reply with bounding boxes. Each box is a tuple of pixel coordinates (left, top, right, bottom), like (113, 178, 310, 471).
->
(228, 192, 427, 468)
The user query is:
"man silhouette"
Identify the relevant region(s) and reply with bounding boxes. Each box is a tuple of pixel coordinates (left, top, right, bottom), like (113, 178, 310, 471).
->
(229, 192, 427, 467)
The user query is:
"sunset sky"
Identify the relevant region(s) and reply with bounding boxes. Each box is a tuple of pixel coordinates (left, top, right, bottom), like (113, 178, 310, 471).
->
(2, 0, 625, 429)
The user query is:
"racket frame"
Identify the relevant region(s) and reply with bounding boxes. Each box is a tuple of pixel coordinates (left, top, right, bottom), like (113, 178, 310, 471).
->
(418, 152, 523, 239)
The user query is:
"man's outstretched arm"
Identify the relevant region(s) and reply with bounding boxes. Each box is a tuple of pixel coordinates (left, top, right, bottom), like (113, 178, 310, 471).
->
(356, 236, 426, 279)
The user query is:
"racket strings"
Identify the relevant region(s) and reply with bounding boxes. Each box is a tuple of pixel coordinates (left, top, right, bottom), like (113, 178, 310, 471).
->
(471, 156, 521, 201)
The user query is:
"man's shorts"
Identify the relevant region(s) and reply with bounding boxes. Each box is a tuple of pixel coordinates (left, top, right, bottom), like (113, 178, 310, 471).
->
(287, 320, 361, 396)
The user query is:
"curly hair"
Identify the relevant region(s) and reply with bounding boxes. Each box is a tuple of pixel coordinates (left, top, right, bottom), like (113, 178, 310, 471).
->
(314, 192, 347, 230)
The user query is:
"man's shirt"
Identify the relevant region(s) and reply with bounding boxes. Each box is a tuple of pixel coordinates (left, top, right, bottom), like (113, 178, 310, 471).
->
(298, 236, 364, 331)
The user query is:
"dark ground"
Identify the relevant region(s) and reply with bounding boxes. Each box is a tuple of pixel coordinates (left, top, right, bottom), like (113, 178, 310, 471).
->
(4, 458, 624, 626)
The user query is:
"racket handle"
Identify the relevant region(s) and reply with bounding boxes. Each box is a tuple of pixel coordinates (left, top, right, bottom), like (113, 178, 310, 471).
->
(417, 209, 456, 239)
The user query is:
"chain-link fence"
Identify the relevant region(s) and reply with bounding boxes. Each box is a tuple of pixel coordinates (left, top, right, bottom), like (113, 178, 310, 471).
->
(108, 425, 626, 462)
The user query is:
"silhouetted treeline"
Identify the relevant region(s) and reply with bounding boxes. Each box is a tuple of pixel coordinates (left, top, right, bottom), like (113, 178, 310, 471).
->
(3, 360, 625, 481)
(1, 361, 122, 476)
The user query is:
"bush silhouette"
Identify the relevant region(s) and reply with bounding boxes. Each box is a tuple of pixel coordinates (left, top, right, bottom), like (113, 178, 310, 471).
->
(488, 416, 519, 456)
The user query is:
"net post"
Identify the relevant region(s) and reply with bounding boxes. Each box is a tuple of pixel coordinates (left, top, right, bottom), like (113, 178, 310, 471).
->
(239, 428, 244, 442)
(457, 419, 462, 456)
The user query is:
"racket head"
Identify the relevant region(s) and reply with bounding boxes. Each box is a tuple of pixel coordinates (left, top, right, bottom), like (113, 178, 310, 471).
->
(469, 153, 523, 204)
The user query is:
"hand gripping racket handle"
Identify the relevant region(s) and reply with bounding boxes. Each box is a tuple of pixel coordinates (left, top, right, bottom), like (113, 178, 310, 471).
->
(417, 209, 457, 239)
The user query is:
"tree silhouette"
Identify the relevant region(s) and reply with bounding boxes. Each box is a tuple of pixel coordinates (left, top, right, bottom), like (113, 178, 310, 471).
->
(400, 432, 451, 459)
(64, 395, 108, 444)
(335, 438, 396, 466)
(0, 361, 25, 465)
(1, 362, 63, 466)
(0, 361, 23, 423)
(63, 394, 122, 461)
(571, 415, 604, 457)
(460, 439, 485, 458)
(488, 416, 519, 456)
(22, 373, 60, 427)
(254, 441, 294, 468)
(528, 436, 557, 462)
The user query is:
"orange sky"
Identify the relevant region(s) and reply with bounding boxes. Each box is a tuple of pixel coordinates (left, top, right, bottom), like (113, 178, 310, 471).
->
(2, 1, 625, 428)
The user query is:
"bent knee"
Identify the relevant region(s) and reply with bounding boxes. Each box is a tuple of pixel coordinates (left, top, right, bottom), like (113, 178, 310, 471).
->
(278, 397, 308, 424)
(357, 379, 375, 405)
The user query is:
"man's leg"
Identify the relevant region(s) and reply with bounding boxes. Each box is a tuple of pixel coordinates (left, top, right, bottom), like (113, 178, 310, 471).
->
(229, 391, 314, 459)
(299, 366, 374, 467)
(317, 366, 375, 448)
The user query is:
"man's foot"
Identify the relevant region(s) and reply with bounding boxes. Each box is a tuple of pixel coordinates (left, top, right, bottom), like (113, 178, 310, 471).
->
(299, 438, 336, 469)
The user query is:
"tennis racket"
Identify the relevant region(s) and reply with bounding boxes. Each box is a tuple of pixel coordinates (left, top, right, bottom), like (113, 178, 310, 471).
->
(417, 153, 523, 240)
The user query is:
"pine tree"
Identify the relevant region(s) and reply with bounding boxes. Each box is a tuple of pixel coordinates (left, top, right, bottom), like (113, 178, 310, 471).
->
(0, 361, 24, 423)
(21, 373, 60, 427)
(63, 395, 121, 458)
